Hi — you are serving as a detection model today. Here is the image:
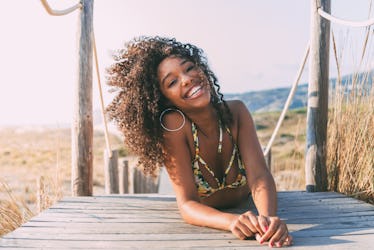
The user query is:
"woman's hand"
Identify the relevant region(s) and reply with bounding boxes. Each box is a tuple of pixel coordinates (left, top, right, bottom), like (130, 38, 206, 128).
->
(229, 211, 265, 240)
(257, 215, 293, 247)
(230, 212, 293, 247)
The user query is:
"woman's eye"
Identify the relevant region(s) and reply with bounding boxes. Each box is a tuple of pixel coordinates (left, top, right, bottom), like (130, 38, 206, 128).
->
(168, 79, 177, 87)
(186, 65, 195, 72)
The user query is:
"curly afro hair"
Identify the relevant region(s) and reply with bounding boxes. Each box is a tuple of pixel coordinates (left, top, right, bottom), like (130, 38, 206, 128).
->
(106, 36, 232, 176)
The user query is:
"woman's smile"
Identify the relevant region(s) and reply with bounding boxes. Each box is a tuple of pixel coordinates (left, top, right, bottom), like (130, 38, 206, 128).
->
(184, 84, 205, 99)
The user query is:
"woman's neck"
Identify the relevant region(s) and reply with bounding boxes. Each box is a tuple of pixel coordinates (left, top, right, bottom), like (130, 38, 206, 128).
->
(185, 105, 219, 137)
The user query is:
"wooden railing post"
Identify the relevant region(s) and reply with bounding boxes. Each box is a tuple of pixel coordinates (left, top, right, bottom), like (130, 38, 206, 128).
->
(133, 167, 159, 193)
(119, 160, 129, 194)
(71, 0, 94, 196)
(104, 150, 119, 194)
(305, 0, 330, 192)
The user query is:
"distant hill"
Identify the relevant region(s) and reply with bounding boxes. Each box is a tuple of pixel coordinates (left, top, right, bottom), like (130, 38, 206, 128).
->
(225, 71, 373, 113)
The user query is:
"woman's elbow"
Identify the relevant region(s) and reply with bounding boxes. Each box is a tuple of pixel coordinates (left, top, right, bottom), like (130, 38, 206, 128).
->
(178, 199, 200, 225)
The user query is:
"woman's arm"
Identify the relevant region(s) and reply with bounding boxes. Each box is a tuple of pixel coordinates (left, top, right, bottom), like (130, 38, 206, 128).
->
(234, 100, 277, 216)
(233, 100, 292, 247)
(162, 114, 260, 238)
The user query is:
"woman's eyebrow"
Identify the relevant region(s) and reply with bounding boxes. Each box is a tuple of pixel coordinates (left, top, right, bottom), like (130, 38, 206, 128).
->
(161, 59, 190, 85)
(180, 59, 189, 65)
(161, 73, 171, 86)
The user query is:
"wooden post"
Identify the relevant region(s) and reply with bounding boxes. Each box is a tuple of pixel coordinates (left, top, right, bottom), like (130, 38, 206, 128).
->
(119, 160, 129, 194)
(305, 0, 330, 192)
(71, 0, 94, 196)
(36, 176, 45, 213)
(104, 150, 119, 194)
(133, 168, 142, 193)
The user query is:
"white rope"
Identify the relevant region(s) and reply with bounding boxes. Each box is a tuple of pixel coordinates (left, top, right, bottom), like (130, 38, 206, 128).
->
(263, 43, 310, 157)
(40, 0, 81, 16)
(93, 32, 113, 158)
(317, 7, 374, 27)
(40, 0, 113, 158)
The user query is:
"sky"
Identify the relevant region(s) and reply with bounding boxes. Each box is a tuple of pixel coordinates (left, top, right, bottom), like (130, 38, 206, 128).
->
(0, 0, 373, 125)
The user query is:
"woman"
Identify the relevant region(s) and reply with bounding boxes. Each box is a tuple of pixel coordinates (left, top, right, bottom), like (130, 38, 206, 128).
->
(106, 36, 293, 247)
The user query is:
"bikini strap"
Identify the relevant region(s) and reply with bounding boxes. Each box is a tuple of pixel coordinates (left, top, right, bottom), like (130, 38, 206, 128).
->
(218, 119, 223, 153)
(191, 122, 200, 156)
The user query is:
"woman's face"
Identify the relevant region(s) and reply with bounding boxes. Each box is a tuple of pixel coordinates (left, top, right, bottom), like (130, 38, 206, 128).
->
(157, 56, 211, 112)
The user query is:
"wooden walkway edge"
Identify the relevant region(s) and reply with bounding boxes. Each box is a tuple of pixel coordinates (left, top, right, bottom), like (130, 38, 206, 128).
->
(1, 191, 373, 249)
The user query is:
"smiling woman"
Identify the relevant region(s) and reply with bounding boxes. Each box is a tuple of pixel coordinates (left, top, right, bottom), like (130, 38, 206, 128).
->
(106, 36, 293, 247)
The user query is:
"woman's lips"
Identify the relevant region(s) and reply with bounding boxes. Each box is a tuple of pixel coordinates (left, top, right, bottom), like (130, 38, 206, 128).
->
(184, 85, 203, 99)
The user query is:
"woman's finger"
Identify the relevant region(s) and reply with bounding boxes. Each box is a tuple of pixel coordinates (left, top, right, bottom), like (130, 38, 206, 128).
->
(268, 223, 286, 247)
(240, 213, 259, 236)
(231, 226, 247, 240)
(274, 227, 290, 247)
(259, 217, 280, 243)
(258, 214, 269, 234)
(246, 212, 264, 236)
(283, 234, 293, 246)
(236, 218, 254, 238)
(255, 233, 262, 243)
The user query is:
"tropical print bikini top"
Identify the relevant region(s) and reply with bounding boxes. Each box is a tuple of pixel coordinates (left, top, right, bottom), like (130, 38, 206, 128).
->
(191, 120, 247, 198)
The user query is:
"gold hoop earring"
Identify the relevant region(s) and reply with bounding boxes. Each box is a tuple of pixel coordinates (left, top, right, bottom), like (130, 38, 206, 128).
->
(159, 108, 186, 132)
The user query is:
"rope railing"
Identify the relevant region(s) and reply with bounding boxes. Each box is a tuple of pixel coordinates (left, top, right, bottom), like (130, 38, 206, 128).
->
(40, 0, 113, 158)
(317, 5, 374, 27)
(264, 2, 373, 156)
(40, 0, 81, 16)
(93, 32, 113, 158)
(263, 44, 310, 157)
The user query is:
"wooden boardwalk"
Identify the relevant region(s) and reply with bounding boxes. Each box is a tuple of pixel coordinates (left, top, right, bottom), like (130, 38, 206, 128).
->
(1, 191, 373, 249)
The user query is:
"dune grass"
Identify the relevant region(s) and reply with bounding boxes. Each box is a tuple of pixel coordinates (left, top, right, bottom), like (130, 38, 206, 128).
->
(0, 128, 125, 237)
(326, 26, 374, 204)
(0, 182, 34, 236)
(327, 72, 374, 204)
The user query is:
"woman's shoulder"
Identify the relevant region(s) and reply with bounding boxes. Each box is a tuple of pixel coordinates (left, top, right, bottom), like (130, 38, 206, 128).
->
(225, 99, 249, 116)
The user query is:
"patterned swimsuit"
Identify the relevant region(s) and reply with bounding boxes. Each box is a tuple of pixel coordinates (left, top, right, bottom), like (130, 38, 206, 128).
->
(191, 121, 247, 198)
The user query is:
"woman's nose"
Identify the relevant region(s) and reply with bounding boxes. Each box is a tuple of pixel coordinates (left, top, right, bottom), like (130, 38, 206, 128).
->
(181, 74, 192, 87)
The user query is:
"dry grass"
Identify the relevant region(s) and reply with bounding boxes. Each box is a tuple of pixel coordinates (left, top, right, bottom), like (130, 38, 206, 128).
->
(254, 108, 307, 191)
(327, 73, 374, 204)
(0, 182, 34, 236)
(0, 127, 125, 237)
(327, 26, 374, 204)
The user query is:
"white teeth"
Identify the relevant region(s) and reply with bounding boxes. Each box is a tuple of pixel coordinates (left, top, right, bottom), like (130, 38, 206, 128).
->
(186, 86, 202, 98)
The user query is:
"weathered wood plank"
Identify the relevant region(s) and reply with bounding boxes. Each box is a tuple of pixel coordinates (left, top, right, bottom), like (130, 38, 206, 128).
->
(16, 220, 374, 236)
(25, 214, 374, 229)
(1, 192, 373, 249)
(2, 234, 374, 249)
(4, 227, 373, 242)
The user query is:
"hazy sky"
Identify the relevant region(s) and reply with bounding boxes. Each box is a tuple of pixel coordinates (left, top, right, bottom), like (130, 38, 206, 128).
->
(0, 0, 373, 125)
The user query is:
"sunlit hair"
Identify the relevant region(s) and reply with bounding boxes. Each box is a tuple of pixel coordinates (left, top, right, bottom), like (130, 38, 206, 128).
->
(106, 36, 232, 176)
